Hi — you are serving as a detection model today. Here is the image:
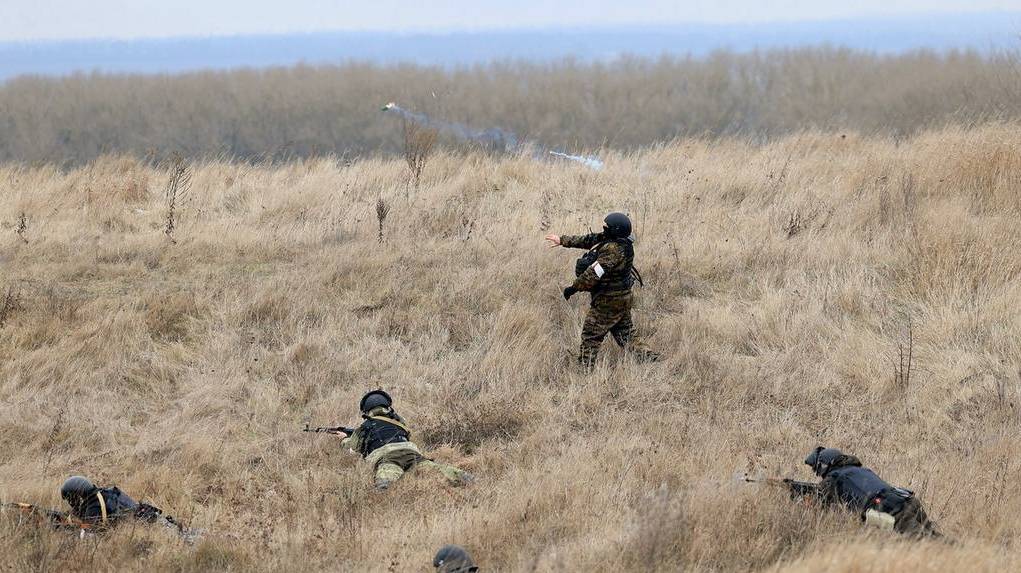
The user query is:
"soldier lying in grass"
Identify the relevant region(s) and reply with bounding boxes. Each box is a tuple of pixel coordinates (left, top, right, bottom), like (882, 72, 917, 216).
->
(801, 447, 941, 537)
(339, 390, 473, 490)
(58, 475, 201, 542)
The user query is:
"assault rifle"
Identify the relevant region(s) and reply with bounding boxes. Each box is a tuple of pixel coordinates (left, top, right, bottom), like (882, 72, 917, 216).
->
(1, 502, 91, 531)
(303, 422, 355, 436)
(741, 476, 820, 499)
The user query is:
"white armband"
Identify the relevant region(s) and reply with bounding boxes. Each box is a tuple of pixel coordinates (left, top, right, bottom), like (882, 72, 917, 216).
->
(592, 262, 605, 278)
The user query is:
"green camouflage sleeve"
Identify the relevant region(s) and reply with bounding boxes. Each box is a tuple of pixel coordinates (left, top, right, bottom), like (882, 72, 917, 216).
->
(573, 241, 625, 291)
(560, 233, 603, 249)
(818, 476, 839, 506)
(340, 427, 364, 452)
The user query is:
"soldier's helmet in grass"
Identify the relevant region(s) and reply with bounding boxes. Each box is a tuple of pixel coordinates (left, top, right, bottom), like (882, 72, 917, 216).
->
(805, 447, 845, 477)
(60, 476, 95, 509)
(359, 389, 393, 414)
(433, 545, 478, 572)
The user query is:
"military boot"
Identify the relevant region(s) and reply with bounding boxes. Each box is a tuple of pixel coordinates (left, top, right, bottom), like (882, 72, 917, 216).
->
(578, 349, 598, 373)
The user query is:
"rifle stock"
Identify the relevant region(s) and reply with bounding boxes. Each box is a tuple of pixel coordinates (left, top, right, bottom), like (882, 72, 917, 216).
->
(781, 478, 820, 498)
(2, 502, 90, 530)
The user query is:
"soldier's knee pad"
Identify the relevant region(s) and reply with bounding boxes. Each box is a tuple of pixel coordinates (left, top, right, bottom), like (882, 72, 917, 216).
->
(864, 509, 896, 531)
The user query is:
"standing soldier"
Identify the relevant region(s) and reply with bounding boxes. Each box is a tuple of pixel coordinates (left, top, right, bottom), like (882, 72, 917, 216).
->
(801, 447, 941, 537)
(546, 212, 660, 371)
(339, 390, 473, 490)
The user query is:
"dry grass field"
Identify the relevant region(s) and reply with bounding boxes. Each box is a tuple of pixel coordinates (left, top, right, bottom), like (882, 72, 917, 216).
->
(1, 123, 1020, 571)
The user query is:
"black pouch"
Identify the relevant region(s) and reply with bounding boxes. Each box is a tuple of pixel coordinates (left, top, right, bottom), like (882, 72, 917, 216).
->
(575, 244, 603, 277)
(876, 487, 913, 514)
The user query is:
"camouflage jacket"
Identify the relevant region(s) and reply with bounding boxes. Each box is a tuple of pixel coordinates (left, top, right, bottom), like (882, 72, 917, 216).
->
(561, 233, 634, 293)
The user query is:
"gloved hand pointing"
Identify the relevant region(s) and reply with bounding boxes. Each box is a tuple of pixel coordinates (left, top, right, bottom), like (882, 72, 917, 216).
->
(563, 286, 578, 300)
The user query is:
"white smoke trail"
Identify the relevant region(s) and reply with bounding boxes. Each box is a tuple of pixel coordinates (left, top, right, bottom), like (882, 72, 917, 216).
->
(548, 151, 604, 171)
(382, 102, 517, 152)
(382, 102, 602, 170)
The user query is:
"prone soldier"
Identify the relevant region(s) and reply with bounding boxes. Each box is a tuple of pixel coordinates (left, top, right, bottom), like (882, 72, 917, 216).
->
(339, 390, 473, 490)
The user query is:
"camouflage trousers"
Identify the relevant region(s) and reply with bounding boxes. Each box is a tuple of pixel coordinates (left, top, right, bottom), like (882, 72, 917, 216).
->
(579, 291, 659, 371)
(369, 443, 472, 490)
(892, 497, 940, 537)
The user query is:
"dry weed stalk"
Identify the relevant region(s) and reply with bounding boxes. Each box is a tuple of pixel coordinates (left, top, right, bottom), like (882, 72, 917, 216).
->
(893, 321, 914, 391)
(41, 406, 66, 475)
(0, 286, 20, 328)
(783, 211, 804, 238)
(402, 119, 437, 194)
(538, 189, 553, 232)
(461, 215, 476, 241)
(163, 157, 192, 243)
(376, 198, 390, 243)
(15, 212, 28, 243)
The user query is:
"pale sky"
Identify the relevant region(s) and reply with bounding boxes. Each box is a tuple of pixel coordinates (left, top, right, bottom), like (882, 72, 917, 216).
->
(3, 0, 1020, 42)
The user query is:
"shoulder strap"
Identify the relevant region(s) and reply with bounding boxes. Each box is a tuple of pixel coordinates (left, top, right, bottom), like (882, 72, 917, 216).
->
(95, 492, 108, 524)
(367, 415, 412, 436)
(631, 266, 644, 287)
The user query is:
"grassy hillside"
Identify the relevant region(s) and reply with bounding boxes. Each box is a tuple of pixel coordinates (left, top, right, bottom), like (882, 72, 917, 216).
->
(1, 124, 1020, 571)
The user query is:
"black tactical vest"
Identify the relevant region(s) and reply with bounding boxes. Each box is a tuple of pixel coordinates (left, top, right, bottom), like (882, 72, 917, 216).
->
(826, 466, 891, 512)
(357, 415, 411, 458)
(78, 487, 139, 522)
(575, 238, 635, 293)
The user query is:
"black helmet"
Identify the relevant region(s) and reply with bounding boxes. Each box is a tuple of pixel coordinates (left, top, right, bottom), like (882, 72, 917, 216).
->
(603, 212, 632, 238)
(805, 447, 844, 477)
(433, 545, 478, 572)
(60, 476, 95, 508)
(359, 389, 393, 414)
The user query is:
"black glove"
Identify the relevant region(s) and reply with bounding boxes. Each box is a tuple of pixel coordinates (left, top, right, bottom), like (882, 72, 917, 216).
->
(563, 286, 578, 300)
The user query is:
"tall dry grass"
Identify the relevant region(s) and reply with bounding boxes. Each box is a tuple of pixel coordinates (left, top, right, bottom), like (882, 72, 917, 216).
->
(1, 124, 1020, 571)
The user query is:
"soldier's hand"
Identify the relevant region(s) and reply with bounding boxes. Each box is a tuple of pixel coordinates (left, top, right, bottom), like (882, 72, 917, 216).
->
(563, 286, 578, 300)
(545, 234, 562, 247)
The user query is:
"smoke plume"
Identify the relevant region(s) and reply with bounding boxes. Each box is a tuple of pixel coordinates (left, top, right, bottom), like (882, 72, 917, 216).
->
(383, 102, 602, 170)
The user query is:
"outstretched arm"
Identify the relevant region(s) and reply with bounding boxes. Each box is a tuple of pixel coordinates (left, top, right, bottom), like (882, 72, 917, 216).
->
(547, 233, 603, 250)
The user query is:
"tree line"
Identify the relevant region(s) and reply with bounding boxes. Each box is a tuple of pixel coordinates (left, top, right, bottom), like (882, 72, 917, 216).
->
(1, 48, 1019, 165)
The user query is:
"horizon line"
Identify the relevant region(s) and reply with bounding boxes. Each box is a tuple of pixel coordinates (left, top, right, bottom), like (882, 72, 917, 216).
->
(2, 9, 1019, 46)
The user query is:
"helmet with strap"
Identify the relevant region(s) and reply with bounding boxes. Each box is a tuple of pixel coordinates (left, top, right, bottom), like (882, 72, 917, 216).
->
(603, 212, 632, 238)
(60, 476, 95, 509)
(359, 389, 393, 414)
